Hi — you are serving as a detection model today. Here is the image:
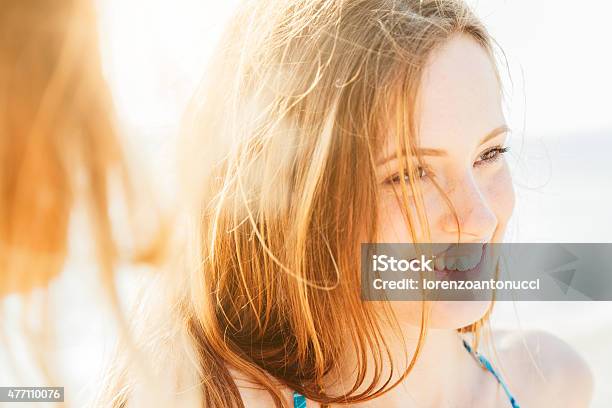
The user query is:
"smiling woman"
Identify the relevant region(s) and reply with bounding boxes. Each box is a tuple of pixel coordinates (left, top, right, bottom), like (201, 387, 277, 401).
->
(101, 0, 593, 407)
(374, 34, 516, 331)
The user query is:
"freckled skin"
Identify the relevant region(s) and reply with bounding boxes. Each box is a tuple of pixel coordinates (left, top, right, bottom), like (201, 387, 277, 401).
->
(376, 35, 515, 329)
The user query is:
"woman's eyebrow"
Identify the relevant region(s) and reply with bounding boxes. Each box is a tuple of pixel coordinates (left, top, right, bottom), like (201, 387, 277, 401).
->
(376, 124, 510, 165)
(477, 124, 510, 146)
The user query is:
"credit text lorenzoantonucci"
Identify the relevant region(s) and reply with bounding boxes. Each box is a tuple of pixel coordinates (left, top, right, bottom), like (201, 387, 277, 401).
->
(370, 254, 541, 291)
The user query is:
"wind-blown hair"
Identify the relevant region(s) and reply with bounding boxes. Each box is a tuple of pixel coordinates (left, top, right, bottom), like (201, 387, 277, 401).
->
(0, 0, 166, 386)
(106, 0, 498, 406)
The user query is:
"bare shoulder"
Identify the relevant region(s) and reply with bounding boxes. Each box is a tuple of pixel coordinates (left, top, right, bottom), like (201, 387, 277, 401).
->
(493, 329, 594, 407)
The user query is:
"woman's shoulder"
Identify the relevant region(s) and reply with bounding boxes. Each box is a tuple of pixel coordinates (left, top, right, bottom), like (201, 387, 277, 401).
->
(493, 329, 593, 407)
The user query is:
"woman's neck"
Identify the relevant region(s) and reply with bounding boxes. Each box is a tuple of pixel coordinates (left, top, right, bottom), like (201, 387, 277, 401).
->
(387, 325, 475, 406)
(327, 321, 481, 407)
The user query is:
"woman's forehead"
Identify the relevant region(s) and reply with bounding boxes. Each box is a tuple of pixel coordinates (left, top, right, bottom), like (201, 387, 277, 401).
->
(380, 34, 504, 158)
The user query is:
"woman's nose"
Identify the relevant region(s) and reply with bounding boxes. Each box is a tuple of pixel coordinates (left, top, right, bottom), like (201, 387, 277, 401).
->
(438, 173, 497, 243)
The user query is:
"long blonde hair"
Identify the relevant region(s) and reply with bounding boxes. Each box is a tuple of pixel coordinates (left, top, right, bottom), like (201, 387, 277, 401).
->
(110, 0, 498, 406)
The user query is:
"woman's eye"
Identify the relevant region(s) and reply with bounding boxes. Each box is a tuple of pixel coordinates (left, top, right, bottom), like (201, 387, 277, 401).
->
(386, 166, 428, 184)
(475, 145, 509, 167)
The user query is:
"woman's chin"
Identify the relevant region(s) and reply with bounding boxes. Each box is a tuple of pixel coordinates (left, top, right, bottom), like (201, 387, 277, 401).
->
(429, 300, 492, 328)
(393, 300, 492, 330)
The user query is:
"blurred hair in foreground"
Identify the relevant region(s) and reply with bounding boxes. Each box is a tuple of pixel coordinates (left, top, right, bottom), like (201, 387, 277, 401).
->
(0, 0, 166, 388)
(100, 0, 505, 407)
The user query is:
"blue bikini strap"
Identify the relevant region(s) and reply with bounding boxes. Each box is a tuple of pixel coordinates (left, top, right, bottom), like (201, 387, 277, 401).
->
(293, 391, 307, 408)
(462, 339, 520, 408)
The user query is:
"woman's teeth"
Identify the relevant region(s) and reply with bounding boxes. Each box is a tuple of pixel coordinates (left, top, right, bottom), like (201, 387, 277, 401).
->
(434, 251, 482, 271)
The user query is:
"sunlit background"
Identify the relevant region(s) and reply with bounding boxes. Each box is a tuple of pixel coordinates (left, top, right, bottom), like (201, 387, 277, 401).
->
(2, 0, 611, 406)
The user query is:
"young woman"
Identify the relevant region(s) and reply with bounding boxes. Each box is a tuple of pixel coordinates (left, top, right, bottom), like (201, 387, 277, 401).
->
(106, 0, 593, 406)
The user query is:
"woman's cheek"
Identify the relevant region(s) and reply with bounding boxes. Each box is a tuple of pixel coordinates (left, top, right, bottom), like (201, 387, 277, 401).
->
(376, 185, 440, 243)
(376, 191, 415, 243)
(484, 163, 515, 229)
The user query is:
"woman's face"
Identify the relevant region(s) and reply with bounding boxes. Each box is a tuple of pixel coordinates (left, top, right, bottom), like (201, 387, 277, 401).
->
(375, 35, 515, 329)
